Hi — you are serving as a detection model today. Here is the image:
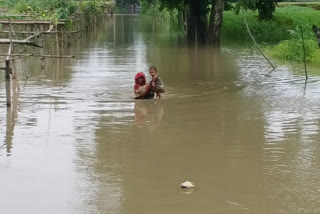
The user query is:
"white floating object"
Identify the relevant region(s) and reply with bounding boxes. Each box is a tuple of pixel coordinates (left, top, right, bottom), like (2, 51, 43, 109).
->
(180, 181, 194, 188)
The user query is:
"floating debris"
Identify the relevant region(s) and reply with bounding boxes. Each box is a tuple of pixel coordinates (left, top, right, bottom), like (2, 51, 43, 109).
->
(180, 181, 194, 188)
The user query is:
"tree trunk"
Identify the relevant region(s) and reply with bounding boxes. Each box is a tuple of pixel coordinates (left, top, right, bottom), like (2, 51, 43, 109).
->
(186, 6, 195, 42)
(207, 0, 224, 46)
(186, 2, 207, 44)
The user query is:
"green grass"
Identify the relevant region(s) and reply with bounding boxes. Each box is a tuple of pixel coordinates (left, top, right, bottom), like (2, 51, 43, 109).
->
(223, 6, 320, 64)
(223, 10, 292, 43)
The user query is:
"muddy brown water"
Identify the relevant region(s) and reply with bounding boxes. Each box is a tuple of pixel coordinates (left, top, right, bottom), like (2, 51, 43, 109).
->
(1, 15, 320, 214)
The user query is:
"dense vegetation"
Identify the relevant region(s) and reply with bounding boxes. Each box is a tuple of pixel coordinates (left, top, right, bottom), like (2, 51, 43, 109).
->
(137, 0, 278, 45)
(0, 0, 112, 20)
(223, 6, 320, 64)
(136, 0, 320, 63)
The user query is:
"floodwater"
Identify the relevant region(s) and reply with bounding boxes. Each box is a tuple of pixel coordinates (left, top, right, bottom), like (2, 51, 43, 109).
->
(1, 15, 320, 214)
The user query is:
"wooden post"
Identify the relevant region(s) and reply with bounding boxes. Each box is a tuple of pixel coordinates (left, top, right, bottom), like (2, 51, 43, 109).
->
(5, 59, 11, 107)
(9, 19, 19, 84)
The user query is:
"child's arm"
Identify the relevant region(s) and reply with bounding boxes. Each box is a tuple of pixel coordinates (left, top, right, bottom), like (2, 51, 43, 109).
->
(155, 77, 165, 93)
(150, 77, 165, 93)
(150, 78, 164, 99)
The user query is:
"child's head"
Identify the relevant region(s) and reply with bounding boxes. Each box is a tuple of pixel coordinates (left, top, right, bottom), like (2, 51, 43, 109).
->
(135, 72, 146, 85)
(149, 66, 157, 77)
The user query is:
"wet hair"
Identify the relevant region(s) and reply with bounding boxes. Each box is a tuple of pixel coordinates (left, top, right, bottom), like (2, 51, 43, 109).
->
(149, 66, 157, 73)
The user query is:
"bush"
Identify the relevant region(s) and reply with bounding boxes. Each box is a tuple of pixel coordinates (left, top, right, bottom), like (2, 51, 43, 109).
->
(1, 0, 109, 19)
(80, 1, 107, 15)
(223, 10, 292, 43)
(7, 0, 77, 19)
(265, 39, 320, 62)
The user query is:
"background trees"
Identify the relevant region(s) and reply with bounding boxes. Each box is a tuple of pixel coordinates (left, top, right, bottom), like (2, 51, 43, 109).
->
(236, 0, 277, 20)
(139, 0, 278, 45)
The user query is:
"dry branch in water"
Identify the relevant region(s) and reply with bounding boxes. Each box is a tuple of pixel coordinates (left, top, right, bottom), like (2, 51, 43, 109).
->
(244, 18, 275, 70)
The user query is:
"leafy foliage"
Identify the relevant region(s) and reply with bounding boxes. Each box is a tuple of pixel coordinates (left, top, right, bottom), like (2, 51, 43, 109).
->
(80, 1, 108, 15)
(6, 0, 77, 19)
(0, 0, 110, 20)
(256, 0, 276, 20)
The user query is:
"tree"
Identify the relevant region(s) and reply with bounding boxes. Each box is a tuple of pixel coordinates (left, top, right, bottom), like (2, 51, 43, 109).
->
(141, 0, 277, 45)
(155, 0, 225, 45)
(207, 0, 225, 46)
(256, 0, 277, 20)
(236, 0, 277, 20)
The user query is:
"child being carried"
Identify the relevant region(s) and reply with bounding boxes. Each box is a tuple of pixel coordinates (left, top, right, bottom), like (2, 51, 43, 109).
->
(148, 66, 165, 99)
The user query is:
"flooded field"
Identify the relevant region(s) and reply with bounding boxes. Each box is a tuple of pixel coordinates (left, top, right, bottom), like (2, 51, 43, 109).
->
(1, 15, 320, 214)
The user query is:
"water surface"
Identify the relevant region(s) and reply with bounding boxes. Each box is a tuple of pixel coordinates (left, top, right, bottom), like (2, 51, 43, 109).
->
(1, 15, 320, 214)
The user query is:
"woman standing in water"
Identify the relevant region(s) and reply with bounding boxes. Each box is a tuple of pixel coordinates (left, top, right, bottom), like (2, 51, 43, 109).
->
(134, 72, 153, 99)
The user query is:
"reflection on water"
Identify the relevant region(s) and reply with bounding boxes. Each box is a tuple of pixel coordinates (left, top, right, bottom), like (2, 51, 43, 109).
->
(134, 100, 164, 132)
(1, 15, 320, 214)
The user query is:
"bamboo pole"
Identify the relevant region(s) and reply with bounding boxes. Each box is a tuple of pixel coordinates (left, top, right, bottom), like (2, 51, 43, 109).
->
(9, 19, 28, 80)
(5, 45, 12, 107)
(5, 23, 13, 107)
(0, 20, 65, 25)
(9, 20, 19, 79)
(0, 14, 35, 17)
(5, 103, 13, 153)
(0, 30, 80, 34)
(244, 18, 275, 70)
(4, 67, 10, 95)
(40, 25, 45, 69)
(0, 39, 42, 47)
(300, 26, 308, 80)
(9, 20, 22, 54)
(0, 53, 75, 58)
(0, 56, 25, 63)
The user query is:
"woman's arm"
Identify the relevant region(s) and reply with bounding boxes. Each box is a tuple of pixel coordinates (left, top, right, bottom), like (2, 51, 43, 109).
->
(135, 84, 150, 98)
